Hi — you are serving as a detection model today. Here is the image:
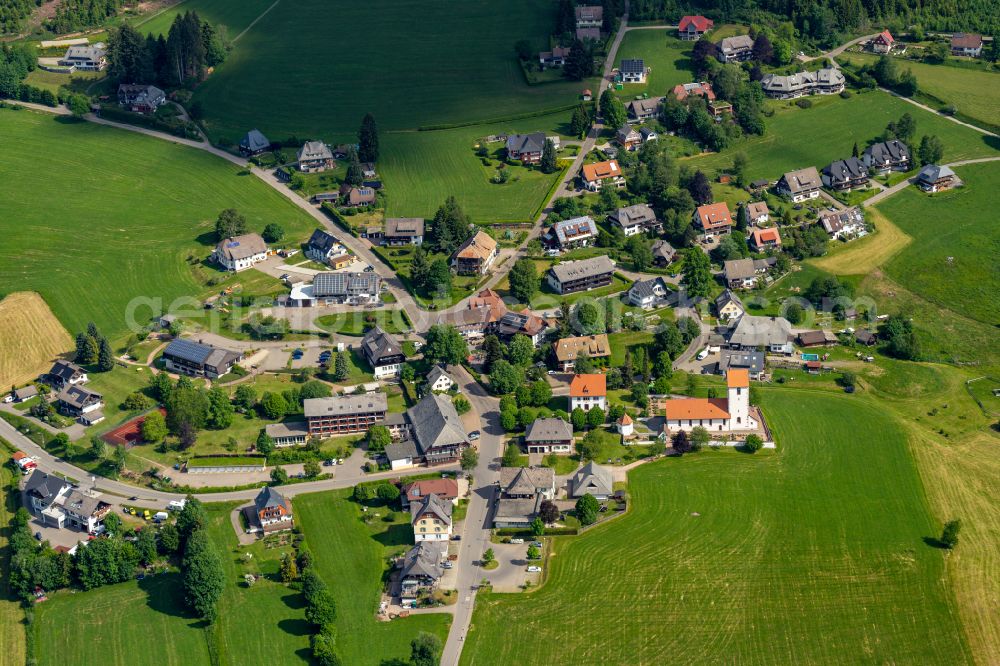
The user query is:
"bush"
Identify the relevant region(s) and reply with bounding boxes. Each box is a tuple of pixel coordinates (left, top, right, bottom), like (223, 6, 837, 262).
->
(839, 90, 851, 99)
(795, 98, 813, 109)
(744, 434, 763, 453)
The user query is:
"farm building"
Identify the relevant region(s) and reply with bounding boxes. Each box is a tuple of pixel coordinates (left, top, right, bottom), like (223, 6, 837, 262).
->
(213, 233, 268, 271)
(162, 339, 241, 378)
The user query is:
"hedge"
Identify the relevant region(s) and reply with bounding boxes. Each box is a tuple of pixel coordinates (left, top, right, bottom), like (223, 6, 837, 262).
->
(495, 527, 579, 537)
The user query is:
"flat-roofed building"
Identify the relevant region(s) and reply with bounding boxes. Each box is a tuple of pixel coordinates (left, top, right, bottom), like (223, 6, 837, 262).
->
(303, 393, 388, 437)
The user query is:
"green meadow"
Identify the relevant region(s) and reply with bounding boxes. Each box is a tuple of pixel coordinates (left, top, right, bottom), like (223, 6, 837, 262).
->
(612, 30, 694, 99)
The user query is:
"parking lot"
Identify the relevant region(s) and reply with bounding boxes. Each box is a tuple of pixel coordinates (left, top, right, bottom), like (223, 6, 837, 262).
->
(481, 540, 544, 592)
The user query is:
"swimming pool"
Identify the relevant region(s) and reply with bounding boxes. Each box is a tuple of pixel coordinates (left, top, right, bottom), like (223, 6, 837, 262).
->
(801, 353, 820, 361)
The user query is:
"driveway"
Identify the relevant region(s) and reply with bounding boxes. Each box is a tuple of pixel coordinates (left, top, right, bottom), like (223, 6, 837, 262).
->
(480, 541, 541, 592)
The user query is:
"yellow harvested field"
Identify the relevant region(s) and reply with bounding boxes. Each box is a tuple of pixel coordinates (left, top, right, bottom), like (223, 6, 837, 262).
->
(0, 292, 73, 389)
(811, 207, 911, 275)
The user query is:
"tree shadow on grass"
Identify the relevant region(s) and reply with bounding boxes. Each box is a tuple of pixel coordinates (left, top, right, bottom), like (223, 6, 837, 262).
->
(277, 617, 312, 637)
(371, 522, 412, 548)
(139, 572, 206, 627)
(922, 536, 949, 549)
(282, 591, 307, 610)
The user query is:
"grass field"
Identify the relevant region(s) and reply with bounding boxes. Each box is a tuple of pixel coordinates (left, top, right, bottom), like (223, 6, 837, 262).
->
(683, 90, 998, 181)
(612, 31, 693, 100)
(315, 310, 412, 335)
(186, 0, 593, 141)
(0, 450, 27, 666)
(462, 390, 970, 665)
(0, 292, 73, 390)
(875, 162, 999, 327)
(136, 0, 275, 37)
(838, 52, 1000, 129)
(810, 207, 912, 275)
(295, 490, 451, 666)
(33, 573, 213, 666)
(0, 108, 316, 344)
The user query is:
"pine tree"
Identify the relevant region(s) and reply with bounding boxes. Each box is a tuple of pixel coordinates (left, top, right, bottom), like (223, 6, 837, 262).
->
(345, 159, 363, 186)
(570, 104, 591, 138)
(564, 40, 593, 81)
(539, 139, 557, 174)
(97, 338, 114, 372)
(358, 113, 379, 163)
(333, 351, 349, 381)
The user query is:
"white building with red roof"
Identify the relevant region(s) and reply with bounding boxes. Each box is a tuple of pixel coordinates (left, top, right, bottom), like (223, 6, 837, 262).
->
(663, 370, 756, 433)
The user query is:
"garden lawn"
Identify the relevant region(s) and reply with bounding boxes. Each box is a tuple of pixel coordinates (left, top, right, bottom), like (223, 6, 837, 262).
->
(611, 31, 694, 100)
(315, 310, 412, 336)
(838, 52, 1000, 129)
(0, 109, 316, 344)
(462, 390, 970, 665)
(32, 573, 213, 666)
(295, 490, 451, 666)
(189, 0, 594, 140)
(875, 161, 1000, 328)
(0, 450, 26, 666)
(683, 90, 997, 181)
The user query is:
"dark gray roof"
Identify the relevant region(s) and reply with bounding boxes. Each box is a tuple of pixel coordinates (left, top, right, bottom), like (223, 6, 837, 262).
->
(864, 140, 910, 164)
(240, 129, 270, 152)
(298, 141, 333, 161)
(303, 393, 388, 417)
(778, 167, 821, 195)
(400, 542, 446, 581)
(628, 277, 670, 301)
(718, 35, 753, 56)
(385, 439, 420, 462)
(57, 384, 102, 410)
(917, 164, 955, 182)
(651, 239, 675, 261)
(500, 466, 554, 495)
(627, 97, 663, 117)
(313, 272, 381, 299)
(24, 470, 70, 500)
(822, 157, 868, 184)
(720, 350, 764, 374)
(506, 132, 546, 155)
(752, 257, 777, 272)
(307, 229, 338, 254)
(361, 326, 402, 364)
(413, 492, 452, 524)
(164, 339, 239, 367)
(552, 216, 598, 245)
(215, 233, 267, 262)
(610, 204, 656, 228)
(49, 360, 84, 382)
(524, 417, 573, 443)
(548, 256, 616, 284)
(620, 58, 645, 75)
(724, 258, 756, 281)
(384, 218, 425, 238)
(426, 365, 451, 386)
(570, 462, 613, 497)
(63, 489, 109, 517)
(409, 393, 468, 453)
(715, 289, 744, 310)
(254, 486, 289, 513)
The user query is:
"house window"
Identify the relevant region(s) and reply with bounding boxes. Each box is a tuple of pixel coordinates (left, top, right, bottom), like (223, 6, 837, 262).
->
(420, 528, 426, 532)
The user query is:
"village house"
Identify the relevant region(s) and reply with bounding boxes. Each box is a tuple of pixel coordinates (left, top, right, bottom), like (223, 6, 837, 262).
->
(777, 167, 822, 202)
(523, 417, 574, 454)
(342, 186, 376, 207)
(916, 164, 957, 192)
(639, 127, 658, 144)
(399, 541, 446, 601)
(412, 493, 453, 542)
(664, 370, 755, 433)
(553, 334, 610, 372)
(494, 466, 556, 529)
(725, 315, 793, 352)
(329, 253, 352, 269)
(724, 258, 759, 289)
(715, 289, 745, 321)
(383, 218, 424, 246)
(951, 33, 983, 57)
(213, 233, 268, 271)
(749, 227, 782, 251)
(717, 35, 754, 62)
(297, 141, 334, 172)
(672, 81, 715, 101)
(822, 157, 870, 191)
(626, 97, 664, 123)
(617, 413, 634, 436)
(547, 216, 599, 249)
(581, 160, 625, 191)
(401, 478, 459, 511)
(760, 68, 845, 98)
(627, 276, 674, 309)
(651, 239, 677, 266)
(569, 462, 613, 500)
(546, 256, 615, 294)
(539, 46, 571, 67)
(239, 129, 271, 156)
(46, 360, 88, 389)
(446, 289, 507, 341)
(60, 44, 107, 70)
(452, 230, 498, 275)
(744, 201, 770, 227)
(610, 204, 659, 237)
(575, 4, 603, 28)
(870, 29, 896, 53)
(425, 365, 455, 393)
(797, 330, 838, 348)
(495, 309, 549, 346)
(117, 84, 165, 113)
(24, 471, 72, 522)
(243, 487, 293, 534)
(577, 26, 602, 41)
(717, 350, 765, 381)
(303, 393, 388, 437)
(264, 422, 309, 447)
(300, 271, 382, 306)
(619, 58, 647, 83)
(863, 140, 911, 173)
(305, 229, 342, 264)
(819, 207, 867, 240)
(162, 339, 241, 378)
(385, 392, 470, 469)
(4, 385, 38, 404)
(708, 100, 733, 121)
(56, 384, 103, 420)
(693, 202, 733, 236)
(856, 329, 878, 346)
(361, 326, 406, 379)
(678, 15, 713, 40)
(569, 373, 606, 412)
(62, 489, 111, 533)
(616, 125, 642, 151)
(506, 132, 546, 164)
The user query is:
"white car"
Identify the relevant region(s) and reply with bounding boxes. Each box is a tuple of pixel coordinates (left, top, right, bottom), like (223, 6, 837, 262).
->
(696, 348, 709, 361)
(526, 566, 542, 573)
(510, 538, 524, 544)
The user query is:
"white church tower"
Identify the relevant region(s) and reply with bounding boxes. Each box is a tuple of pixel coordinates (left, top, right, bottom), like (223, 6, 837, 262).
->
(726, 370, 750, 429)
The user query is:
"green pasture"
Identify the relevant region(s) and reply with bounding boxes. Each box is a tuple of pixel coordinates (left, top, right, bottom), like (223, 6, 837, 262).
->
(462, 391, 969, 665)
(612, 31, 694, 100)
(0, 109, 316, 344)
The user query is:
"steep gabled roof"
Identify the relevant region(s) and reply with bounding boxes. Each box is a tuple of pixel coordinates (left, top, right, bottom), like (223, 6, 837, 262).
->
(361, 326, 402, 364)
(570, 462, 613, 497)
(413, 492, 453, 525)
(570, 374, 606, 398)
(408, 393, 468, 453)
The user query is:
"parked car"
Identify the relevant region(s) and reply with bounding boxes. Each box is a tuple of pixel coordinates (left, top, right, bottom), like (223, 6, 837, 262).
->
(168, 499, 186, 511)
(696, 348, 709, 360)
(469, 431, 480, 441)
(323, 459, 335, 466)
(451, 534, 461, 541)
(547, 370, 557, 375)
(510, 538, 524, 544)
(280, 273, 290, 281)
(364, 265, 375, 272)
(442, 561, 453, 569)
(527, 566, 542, 573)
(530, 541, 542, 548)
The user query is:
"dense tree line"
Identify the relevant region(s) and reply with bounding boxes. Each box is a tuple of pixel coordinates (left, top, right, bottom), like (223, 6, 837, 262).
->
(74, 322, 115, 372)
(0, 0, 35, 34)
(107, 11, 228, 87)
(48, 0, 133, 33)
(0, 42, 37, 99)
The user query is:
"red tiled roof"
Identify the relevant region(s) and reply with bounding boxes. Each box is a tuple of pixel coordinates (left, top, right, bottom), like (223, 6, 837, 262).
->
(570, 374, 606, 397)
(727, 369, 750, 388)
(679, 15, 713, 32)
(694, 202, 733, 231)
(875, 29, 894, 43)
(582, 160, 622, 182)
(664, 398, 730, 420)
(402, 478, 458, 501)
(751, 227, 782, 247)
